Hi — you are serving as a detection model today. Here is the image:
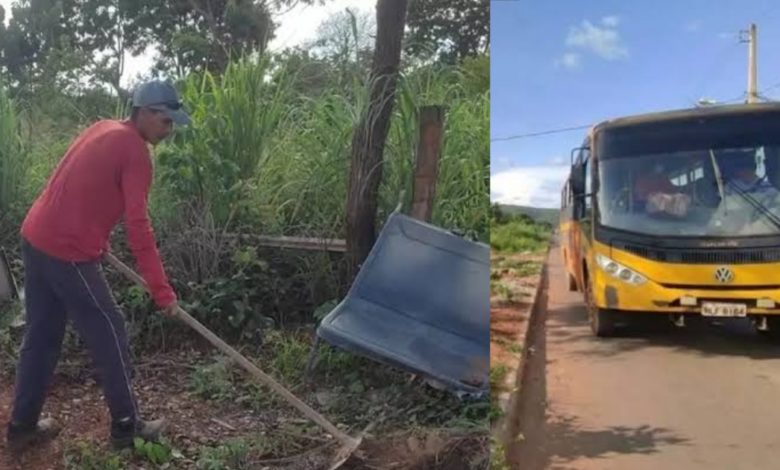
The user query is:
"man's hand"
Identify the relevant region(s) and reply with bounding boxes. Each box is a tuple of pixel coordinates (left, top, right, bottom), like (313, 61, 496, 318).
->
(102, 244, 113, 261)
(161, 301, 179, 317)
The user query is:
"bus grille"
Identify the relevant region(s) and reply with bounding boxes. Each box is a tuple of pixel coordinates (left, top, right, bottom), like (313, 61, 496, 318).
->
(616, 243, 780, 264)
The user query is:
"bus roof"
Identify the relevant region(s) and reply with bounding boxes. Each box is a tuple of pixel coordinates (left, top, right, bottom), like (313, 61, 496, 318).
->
(593, 102, 780, 133)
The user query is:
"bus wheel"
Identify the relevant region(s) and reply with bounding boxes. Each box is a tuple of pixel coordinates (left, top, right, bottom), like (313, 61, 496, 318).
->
(585, 276, 615, 337)
(759, 316, 780, 341)
(568, 272, 578, 291)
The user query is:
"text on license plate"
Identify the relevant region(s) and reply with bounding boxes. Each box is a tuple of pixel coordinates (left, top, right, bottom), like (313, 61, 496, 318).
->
(701, 302, 747, 317)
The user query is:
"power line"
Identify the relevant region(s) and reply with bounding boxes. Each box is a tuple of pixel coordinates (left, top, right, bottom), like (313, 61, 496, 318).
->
(686, 40, 741, 106)
(760, 80, 780, 94)
(491, 124, 592, 142)
(720, 92, 747, 103)
(493, 83, 780, 143)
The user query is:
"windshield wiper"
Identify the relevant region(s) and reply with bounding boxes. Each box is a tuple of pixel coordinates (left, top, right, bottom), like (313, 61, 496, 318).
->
(709, 149, 727, 213)
(726, 180, 780, 231)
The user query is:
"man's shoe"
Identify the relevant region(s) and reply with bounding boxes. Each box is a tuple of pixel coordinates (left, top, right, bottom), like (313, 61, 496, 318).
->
(110, 417, 165, 449)
(6, 418, 61, 453)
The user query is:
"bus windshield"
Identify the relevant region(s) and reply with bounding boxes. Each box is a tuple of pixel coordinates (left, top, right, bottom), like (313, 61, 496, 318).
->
(596, 114, 780, 237)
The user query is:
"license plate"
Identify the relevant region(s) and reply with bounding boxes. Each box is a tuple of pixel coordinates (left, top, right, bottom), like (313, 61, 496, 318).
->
(701, 302, 747, 317)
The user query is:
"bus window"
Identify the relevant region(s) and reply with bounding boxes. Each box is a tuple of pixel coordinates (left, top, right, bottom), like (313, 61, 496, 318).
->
(584, 157, 592, 216)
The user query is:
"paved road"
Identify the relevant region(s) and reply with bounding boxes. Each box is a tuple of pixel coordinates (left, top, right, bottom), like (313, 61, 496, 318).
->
(507, 239, 780, 470)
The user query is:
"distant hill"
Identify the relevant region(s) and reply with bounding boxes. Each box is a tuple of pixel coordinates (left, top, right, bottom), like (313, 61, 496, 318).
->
(498, 205, 559, 226)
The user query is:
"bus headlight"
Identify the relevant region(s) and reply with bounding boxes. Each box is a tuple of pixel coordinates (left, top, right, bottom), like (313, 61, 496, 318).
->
(595, 254, 647, 286)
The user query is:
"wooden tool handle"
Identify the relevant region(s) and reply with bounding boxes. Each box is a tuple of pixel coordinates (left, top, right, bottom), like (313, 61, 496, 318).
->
(104, 253, 353, 445)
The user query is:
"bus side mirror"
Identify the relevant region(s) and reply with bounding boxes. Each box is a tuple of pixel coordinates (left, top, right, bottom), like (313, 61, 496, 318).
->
(570, 164, 585, 195)
(570, 146, 590, 165)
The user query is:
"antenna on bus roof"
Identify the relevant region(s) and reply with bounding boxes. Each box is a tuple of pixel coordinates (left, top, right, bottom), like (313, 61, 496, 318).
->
(696, 98, 717, 107)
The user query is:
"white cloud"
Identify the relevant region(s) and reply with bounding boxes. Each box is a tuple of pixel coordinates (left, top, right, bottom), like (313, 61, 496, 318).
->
(566, 19, 628, 61)
(555, 52, 581, 69)
(491, 166, 570, 209)
(268, 0, 372, 52)
(601, 16, 620, 27)
(122, 47, 157, 88)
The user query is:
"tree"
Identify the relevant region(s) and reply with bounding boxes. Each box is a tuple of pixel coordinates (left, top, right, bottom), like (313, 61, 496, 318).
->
(345, 0, 408, 282)
(0, 0, 321, 100)
(405, 0, 489, 64)
(269, 8, 374, 98)
(120, 0, 276, 76)
(310, 8, 374, 63)
(270, 47, 336, 97)
(490, 203, 506, 225)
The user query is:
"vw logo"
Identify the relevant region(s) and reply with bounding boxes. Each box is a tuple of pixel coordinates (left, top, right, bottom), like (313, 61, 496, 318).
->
(714, 266, 734, 283)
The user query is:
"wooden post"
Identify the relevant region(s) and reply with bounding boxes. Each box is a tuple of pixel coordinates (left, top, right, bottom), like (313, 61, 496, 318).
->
(411, 106, 444, 222)
(345, 0, 409, 284)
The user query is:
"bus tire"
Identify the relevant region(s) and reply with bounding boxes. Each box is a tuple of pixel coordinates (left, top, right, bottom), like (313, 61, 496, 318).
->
(590, 308, 616, 337)
(584, 274, 615, 337)
(760, 317, 780, 341)
(568, 272, 578, 291)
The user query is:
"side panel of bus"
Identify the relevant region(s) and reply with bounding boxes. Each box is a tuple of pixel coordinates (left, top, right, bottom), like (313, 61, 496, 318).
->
(559, 179, 578, 290)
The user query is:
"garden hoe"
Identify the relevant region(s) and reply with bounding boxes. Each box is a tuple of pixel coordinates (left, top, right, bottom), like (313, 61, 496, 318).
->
(105, 253, 369, 470)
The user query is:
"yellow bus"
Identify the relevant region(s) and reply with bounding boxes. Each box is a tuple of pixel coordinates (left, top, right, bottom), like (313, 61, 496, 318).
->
(561, 103, 780, 337)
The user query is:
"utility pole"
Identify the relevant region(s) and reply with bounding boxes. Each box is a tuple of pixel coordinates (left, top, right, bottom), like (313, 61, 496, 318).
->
(741, 23, 758, 103)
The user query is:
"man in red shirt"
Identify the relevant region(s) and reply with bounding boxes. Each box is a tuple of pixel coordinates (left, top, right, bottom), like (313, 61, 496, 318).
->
(5, 80, 189, 452)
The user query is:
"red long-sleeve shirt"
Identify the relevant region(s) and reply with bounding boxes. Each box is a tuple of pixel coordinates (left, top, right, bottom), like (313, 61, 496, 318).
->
(21, 119, 176, 308)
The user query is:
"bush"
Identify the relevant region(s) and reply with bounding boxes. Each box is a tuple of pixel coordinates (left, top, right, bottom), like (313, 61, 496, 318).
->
(490, 219, 550, 253)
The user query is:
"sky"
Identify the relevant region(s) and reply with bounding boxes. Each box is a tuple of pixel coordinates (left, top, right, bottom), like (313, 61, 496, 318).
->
(491, 0, 780, 208)
(0, 0, 372, 87)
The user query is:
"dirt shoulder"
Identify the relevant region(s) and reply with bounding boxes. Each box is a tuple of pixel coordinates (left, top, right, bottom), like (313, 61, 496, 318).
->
(489, 251, 545, 409)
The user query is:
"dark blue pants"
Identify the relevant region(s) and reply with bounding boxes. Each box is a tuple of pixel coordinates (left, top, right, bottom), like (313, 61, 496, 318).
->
(10, 239, 138, 427)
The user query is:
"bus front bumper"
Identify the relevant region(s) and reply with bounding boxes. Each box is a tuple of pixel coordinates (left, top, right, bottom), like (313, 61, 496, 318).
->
(592, 271, 780, 317)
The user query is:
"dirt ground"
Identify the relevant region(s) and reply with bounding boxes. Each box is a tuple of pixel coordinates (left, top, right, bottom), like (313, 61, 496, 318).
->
(0, 348, 487, 470)
(1, 350, 290, 470)
(490, 252, 543, 397)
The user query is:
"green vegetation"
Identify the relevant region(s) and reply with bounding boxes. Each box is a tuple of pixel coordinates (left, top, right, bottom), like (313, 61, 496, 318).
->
(489, 364, 509, 391)
(63, 441, 125, 470)
(186, 333, 488, 433)
(490, 204, 552, 254)
(0, 3, 490, 467)
(196, 438, 251, 470)
(0, 55, 489, 345)
(496, 204, 559, 226)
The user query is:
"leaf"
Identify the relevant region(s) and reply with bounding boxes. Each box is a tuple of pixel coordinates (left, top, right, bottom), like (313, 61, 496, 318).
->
(349, 380, 365, 394)
(152, 443, 169, 463)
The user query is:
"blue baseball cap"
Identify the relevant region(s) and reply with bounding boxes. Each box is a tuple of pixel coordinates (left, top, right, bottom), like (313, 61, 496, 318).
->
(131, 80, 191, 125)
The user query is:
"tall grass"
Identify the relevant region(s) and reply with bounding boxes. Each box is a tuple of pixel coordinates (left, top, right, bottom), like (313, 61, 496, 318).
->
(156, 56, 292, 227)
(253, 90, 357, 235)
(0, 85, 25, 224)
(153, 57, 488, 244)
(383, 64, 489, 240)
